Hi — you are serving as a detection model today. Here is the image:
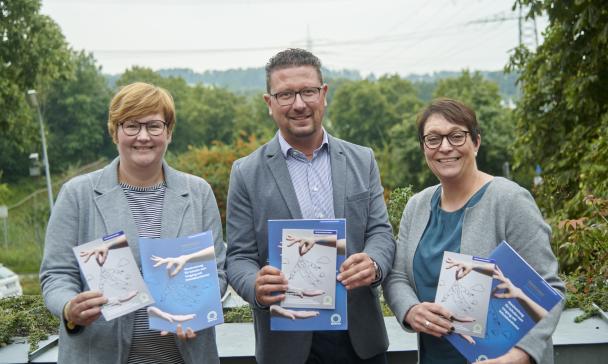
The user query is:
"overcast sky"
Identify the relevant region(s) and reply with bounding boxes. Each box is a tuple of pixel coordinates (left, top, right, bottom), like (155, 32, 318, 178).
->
(41, 0, 546, 76)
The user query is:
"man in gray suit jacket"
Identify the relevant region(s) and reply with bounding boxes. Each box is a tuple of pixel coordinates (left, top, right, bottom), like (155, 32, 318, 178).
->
(226, 48, 395, 364)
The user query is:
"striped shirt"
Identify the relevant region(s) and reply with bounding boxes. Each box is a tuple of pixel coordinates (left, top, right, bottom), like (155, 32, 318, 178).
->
(120, 181, 185, 364)
(278, 130, 335, 219)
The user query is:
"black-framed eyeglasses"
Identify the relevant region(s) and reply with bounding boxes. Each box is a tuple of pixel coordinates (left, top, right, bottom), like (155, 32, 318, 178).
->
(422, 130, 470, 149)
(270, 87, 322, 106)
(120, 120, 167, 136)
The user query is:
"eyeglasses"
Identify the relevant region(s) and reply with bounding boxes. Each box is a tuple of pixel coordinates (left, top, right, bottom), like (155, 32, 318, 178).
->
(422, 130, 470, 149)
(270, 87, 322, 106)
(120, 120, 167, 136)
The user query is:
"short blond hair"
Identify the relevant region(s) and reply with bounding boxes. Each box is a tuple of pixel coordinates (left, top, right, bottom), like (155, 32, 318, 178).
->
(107, 82, 176, 143)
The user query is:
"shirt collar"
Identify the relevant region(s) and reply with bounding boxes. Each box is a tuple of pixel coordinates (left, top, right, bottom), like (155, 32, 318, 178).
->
(277, 128, 329, 159)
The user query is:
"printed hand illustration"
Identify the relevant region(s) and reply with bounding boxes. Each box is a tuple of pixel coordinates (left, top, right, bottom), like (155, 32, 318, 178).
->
(79, 234, 128, 266)
(459, 333, 476, 345)
(285, 286, 325, 298)
(80, 245, 110, 266)
(445, 257, 473, 280)
(492, 266, 548, 322)
(147, 306, 197, 323)
(285, 234, 317, 256)
(149, 307, 198, 340)
(451, 314, 475, 323)
(445, 257, 496, 280)
(270, 305, 320, 320)
(285, 234, 340, 256)
(106, 290, 138, 306)
(152, 255, 188, 277)
(492, 266, 523, 299)
(151, 246, 214, 277)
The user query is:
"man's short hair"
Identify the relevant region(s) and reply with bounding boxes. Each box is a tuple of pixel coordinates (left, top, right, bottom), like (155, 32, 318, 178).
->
(107, 82, 176, 143)
(265, 48, 323, 93)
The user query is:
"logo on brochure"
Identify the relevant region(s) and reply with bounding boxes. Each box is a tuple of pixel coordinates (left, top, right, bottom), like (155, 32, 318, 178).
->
(207, 310, 218, 322)
(476, 355, 489, 361)
(473, 323, 483, 334)
(138, 293, 149, 303)
(330, 314, 342, 326)
(323, 295, 333, 305)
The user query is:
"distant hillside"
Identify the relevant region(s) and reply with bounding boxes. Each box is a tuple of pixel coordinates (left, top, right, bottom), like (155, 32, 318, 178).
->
(105, 67, 519, 101)
(157, 67, 363, 93)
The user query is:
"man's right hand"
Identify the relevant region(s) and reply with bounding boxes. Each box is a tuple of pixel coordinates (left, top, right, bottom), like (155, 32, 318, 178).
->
(64, 291, 108, 326)
(254, 265, 288, 306)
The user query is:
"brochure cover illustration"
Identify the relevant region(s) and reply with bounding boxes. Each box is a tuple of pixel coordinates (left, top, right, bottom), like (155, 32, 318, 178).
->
(73, 231, 154, 321)
(446, 241, 564, 362)
(435, 251, 495, 338)
(268, 219, 347, 331)
(139, 231, 224, 333)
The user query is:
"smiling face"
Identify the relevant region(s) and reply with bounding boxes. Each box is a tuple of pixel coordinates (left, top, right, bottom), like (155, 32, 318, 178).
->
(422, 113, 480, 183)
(263, 65, 328, 149)
(117, 112, 171, 174)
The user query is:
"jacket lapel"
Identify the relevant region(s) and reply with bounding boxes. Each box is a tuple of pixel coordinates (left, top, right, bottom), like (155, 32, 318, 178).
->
(160, 161, 189, 238)
(93, 158, 141, 260)
(265, 136, 302, 219)
(329, 136, 346, 219)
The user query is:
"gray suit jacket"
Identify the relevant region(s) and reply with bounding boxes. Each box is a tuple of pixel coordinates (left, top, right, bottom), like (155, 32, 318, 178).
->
(39, 157, 227, 364)
(383, 177, 564, 364)
(226, 134, 395, 364)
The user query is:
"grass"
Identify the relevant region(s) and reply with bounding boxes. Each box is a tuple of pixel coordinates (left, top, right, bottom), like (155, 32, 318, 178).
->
(0, 242, 44, 274)
(19, 274, 41, 295)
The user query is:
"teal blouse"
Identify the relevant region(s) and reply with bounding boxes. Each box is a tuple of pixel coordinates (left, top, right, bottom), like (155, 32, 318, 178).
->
(413, 182, 490, 364)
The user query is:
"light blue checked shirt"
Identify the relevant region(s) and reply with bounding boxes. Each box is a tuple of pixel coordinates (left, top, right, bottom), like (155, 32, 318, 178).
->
(278, 130, 335, 220)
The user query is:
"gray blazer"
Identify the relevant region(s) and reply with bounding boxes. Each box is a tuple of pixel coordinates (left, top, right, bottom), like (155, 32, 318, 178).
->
(39, 157, 227, 364)
(383, 177, 564, 364)
(226, 134, 395, 364)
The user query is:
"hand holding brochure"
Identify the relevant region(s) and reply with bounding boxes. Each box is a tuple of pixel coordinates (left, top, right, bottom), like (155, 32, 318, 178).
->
(435, 251, 495, 338)
(446, 241, 564, 362)
(72, 231, 154, 321)
(268, 219, 348, 331)
(140, 231, 224, 333)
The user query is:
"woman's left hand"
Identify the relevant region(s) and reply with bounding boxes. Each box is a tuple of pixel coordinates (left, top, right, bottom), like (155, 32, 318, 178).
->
(476, 347, 531, 363)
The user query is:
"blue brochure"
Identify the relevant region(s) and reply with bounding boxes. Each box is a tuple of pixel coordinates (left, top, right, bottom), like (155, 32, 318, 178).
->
(446, 241, 564, 361)
(268, 219, 348, 331)
(140, 231, 224, 333)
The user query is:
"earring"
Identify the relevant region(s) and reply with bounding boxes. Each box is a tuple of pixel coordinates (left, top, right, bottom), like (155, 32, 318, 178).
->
(474, 151, 478, 157)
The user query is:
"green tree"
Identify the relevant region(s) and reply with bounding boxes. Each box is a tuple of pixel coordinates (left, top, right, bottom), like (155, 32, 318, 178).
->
(176, 85, 242, 150)
(233, 93, 276, 141)
(0, 0, 72, 181)
(329, 76, 421, 150)
(507, 1, 608, 316)
(508, 0, 608, 217)
(45, 51, 113, 171)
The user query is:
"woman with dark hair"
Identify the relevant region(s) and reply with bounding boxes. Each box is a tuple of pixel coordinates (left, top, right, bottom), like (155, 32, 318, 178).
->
(40, 82, 226, 363)
(383, 98, 564, 364)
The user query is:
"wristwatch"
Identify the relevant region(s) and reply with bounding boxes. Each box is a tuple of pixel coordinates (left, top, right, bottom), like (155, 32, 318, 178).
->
(371, 259, 382, 282)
